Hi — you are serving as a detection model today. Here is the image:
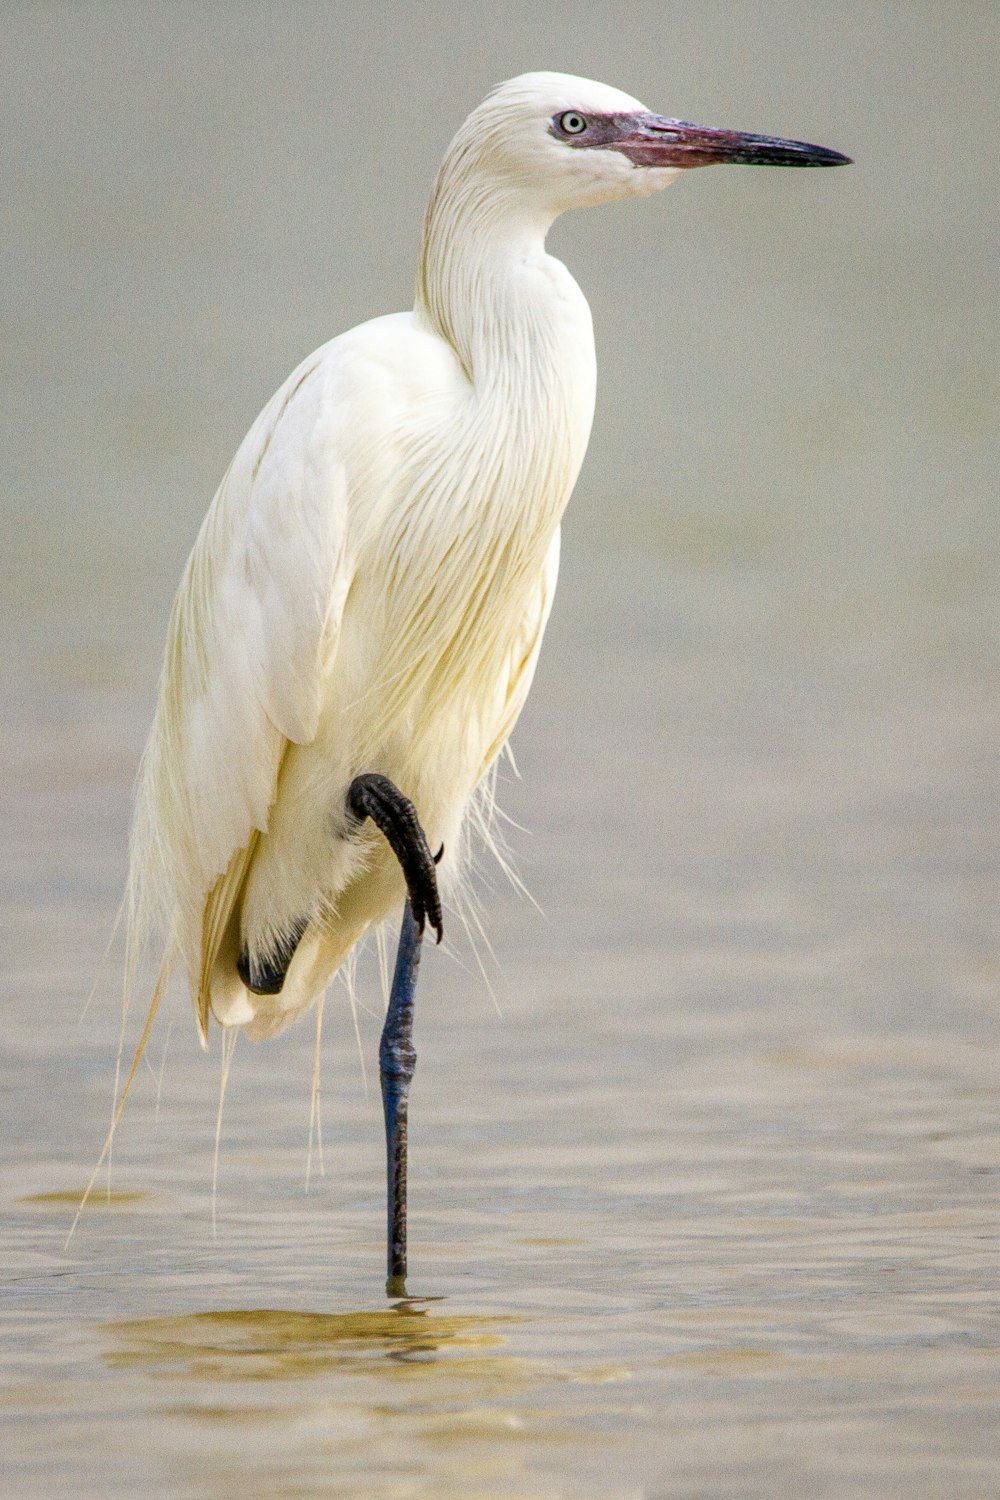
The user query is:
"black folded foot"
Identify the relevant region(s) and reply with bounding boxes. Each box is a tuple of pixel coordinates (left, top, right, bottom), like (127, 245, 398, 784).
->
(237, 915, 309, 996)
(347, 773, 443, 943)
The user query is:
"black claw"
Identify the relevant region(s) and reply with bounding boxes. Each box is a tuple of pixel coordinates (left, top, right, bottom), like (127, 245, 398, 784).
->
(347, 774, 444, 944)
(238, 915, 309, 996)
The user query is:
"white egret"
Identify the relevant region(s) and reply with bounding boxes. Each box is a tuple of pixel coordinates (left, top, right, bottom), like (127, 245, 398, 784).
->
(122, 72, 849, 1293)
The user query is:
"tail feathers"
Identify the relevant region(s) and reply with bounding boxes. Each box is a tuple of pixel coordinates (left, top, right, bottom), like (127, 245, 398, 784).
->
(66, 951, 171, 1247)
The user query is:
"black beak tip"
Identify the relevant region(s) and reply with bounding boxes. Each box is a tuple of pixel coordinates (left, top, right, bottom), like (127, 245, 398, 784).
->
(781, 141, 853, 168)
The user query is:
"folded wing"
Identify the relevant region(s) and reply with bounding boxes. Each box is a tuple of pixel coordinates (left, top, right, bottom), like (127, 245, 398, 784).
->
(128, 345, 352, 1043)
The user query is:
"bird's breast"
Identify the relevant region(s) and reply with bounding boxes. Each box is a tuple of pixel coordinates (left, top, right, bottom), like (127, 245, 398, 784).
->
(339, 368, 587, 789)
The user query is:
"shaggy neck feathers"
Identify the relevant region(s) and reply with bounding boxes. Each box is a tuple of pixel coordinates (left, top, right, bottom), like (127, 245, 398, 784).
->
(358, 144, 598, 759)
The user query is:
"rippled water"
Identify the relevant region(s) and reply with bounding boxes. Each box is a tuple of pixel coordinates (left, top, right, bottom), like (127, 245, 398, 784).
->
(3, 3, 999, 1497)
(6, 558, 999, 1498)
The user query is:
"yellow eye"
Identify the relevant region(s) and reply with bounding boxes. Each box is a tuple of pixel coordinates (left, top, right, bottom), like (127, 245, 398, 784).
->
(558, 111, 588, 136)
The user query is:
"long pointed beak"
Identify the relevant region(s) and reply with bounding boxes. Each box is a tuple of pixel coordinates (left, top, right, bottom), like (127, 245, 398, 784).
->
(618, 115, 852, 169)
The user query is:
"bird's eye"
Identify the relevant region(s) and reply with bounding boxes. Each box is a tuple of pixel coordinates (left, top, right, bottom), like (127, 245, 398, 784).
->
(558, 111, 588, 136)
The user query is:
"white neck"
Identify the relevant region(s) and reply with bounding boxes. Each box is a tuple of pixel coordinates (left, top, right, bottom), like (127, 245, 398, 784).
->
(415, 171, 596, 541)
(417, 150, 599, 393)
(415, 168, 556, 378)
(361, 161, 597, 760)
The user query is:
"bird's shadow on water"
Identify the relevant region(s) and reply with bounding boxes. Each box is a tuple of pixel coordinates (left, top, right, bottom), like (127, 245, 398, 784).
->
(102, 1302, 533, 1388)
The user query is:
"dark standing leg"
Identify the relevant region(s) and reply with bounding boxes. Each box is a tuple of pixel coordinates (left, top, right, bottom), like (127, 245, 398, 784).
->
(381, 900, 422, 1296)
(346, 773, 442, 1295)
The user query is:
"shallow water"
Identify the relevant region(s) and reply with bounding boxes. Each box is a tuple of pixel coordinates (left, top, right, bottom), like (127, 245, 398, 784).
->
(3, 4, 1000, 1497)
(5, 558, 1000, 1498)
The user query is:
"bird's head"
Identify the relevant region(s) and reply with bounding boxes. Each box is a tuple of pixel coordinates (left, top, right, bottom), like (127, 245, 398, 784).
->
(452, 71, 851, 217)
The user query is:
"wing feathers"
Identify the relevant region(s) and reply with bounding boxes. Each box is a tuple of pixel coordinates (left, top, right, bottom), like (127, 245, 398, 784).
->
(130, 347, 351, 1037)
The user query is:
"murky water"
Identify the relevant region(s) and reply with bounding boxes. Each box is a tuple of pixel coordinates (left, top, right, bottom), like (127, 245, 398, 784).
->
(3, 4, 999, 1497)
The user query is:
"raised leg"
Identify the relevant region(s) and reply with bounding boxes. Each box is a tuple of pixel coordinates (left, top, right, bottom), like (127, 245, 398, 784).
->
(237, 773, 441, 1000)
(381, 899, 422, 1296)
(347, 774, 443, 942)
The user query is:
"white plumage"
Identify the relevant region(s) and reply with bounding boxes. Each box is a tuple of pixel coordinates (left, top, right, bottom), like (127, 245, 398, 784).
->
(127, 70, 849, 1049)
(130, 74, 637, 1042)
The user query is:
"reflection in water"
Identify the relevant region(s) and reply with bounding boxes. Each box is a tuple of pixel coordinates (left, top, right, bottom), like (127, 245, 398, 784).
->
(105, 1305, 524, 1385)
(98, 1307, 603, 1497)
